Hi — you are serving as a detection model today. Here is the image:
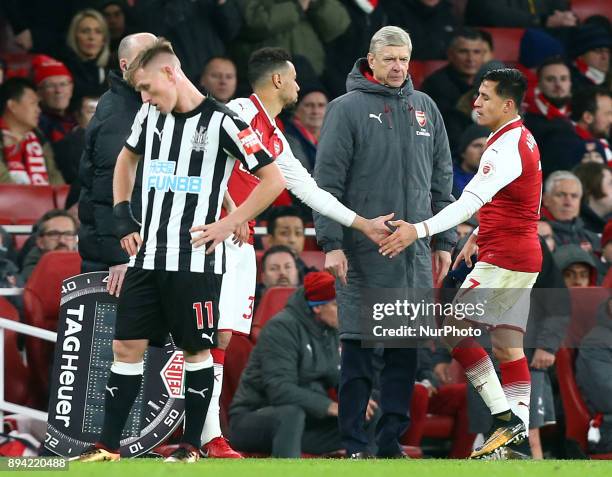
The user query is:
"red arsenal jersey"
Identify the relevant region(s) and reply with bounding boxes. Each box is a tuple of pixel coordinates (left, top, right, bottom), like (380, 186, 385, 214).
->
(464, 117, 543, 272)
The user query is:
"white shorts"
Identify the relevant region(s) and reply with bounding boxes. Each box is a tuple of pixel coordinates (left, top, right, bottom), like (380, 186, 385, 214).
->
(218, 239, 256, 336)
(453, 261, 538, 333)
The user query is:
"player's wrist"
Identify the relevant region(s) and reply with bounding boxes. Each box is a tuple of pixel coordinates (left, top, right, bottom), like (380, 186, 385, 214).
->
(414, 222, 429, 239)
(113, 201, 141, 239)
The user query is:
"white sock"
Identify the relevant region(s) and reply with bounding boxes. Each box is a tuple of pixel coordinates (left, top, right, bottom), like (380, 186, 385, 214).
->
(503, 381, 531, 429)
(465, 356, 510, 415)
(200, 361, 223, 444)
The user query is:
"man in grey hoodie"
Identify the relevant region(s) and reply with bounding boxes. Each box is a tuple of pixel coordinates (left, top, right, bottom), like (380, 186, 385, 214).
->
(313, 26, 455, 457)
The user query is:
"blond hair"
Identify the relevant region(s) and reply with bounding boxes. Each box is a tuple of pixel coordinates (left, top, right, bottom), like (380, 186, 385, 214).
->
(125, 38, 177, 86)
(66, 9, 110, 68)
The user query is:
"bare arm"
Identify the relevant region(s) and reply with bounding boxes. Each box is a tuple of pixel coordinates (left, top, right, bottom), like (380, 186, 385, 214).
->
(113, 146, 141, 205)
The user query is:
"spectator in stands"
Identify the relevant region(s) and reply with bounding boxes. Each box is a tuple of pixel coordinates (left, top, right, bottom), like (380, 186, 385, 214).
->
(602, 221, 612, 270)
(260, 245, 301, 290)
(322, 0, 386, 99)
(573, 163, 612, 234)
(132, 0, 242, 84)
(457, 216, 478, 242)
(0, 77, 64, 185)
(421, 28, 485, 147)
(543, 88, 612, 180)
(266, 206, 317, 277)
(576, 298, 612, 447)
(54, 95, 98, 185)
(96, 1, 136, 70)
(0, 59, 5, 85)
(61, 9, 111, 101)
(553, 244, 598, 287)
(230, 272, 364, 457)
(542, 171, 600, 253)
(2, 2, 82, 58)
(452, 124, 489, 198)
(230, 0, 350, 88)
(198, 57, 237, 104)
(524, 56, 573, 177)
(284, 83, 328, 174)
(382, 0, 458, 61)
(32, 55, 77, 145)
(568, 24, 611, 93)
(77, 32, 156, 294)
(20, 209, 78, 282)
(478, 29, 494, 63)
(464, 0, 577, 28)
(537, 220, 556, 253)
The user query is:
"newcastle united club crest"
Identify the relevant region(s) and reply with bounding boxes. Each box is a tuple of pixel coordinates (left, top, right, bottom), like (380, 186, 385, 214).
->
(191, 126, 208, 152)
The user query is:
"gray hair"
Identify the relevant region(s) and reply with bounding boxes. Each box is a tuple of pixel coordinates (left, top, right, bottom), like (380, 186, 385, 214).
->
(544, 170, 583, 195)
(369, 26, 412, 57)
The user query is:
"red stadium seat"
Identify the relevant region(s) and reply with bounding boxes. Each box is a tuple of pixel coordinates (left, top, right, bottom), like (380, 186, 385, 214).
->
(0, 297, 34, 408)
(1, 53, 34, 79)
(53, 185, 71, 209)
(572, 0, 612, 22)
(0, 185, 55, 224)
(566, 287, 610, 347)
(300, 251, 325, 271)
(556, 348, 612, 459)
(219, 335, 254, 434)
(250, 287, 296, 342)
(22, 251, 81, 408)
(481, 28, 525, 62)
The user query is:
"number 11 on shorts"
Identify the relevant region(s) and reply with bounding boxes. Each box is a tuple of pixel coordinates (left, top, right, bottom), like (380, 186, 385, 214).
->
(193, 301, 214, 329)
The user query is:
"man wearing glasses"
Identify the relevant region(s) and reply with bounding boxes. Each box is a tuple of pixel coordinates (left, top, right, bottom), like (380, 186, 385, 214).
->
(20, 209, 78, 282)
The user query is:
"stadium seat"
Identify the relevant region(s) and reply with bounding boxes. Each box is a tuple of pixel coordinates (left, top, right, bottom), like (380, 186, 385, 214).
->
(0, 297, 34, 408)
(22, 251, 81, 408)
(53, 185, 71, 209)
(571, 0, 612, 22)
(219, 335, 254, 434)
(300, 251, 325, 271)
(480, 28, 525, 62)
(250, 287, 296, 342)
(0, 185, 55, 224)
(566, 287, 610, 347)
(556, 348, 612, 459)
(1, 53, 34, 79)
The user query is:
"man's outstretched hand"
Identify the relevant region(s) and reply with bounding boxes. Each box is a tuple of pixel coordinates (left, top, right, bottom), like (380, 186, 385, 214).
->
(378, 220, 418, 258)
(360, 213, 395, 245)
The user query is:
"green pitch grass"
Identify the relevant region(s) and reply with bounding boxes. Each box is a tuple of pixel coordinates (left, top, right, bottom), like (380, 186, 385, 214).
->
(21, 458, 612, 477)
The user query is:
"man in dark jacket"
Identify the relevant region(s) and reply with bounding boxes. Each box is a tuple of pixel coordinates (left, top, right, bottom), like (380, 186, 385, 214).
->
(77, 32, 156, 295)
(230, 272, 352, 457)
(313, 26, 455, 458)
(464, 0, 576, 28)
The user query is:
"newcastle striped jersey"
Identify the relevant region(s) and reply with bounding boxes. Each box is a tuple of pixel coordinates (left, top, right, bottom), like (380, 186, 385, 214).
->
(124, 98, 273, 274)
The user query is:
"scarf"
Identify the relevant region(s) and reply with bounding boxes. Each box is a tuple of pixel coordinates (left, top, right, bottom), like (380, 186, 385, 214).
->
(291, 116, 318, 147)
(574, 58, 606, 85)
(0, 120, 49, 185)
(574, 122, 612, 164)
(527, 87, 571, 120)
(353, 0, 378, 14)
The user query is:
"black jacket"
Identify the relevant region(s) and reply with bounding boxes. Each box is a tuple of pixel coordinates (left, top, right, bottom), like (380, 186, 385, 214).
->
(382, 0, 457, 61)
(465, 0, 570, 27)
(60, 48, 109, 102)
(230, 288, 339, 419)
(78, 70, 142, 270)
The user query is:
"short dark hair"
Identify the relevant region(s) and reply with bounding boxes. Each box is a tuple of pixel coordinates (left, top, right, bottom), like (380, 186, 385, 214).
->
(0, 77, 37, 115)
(35, 209, 78, 235)
(536, 55, 570, 80)
(478, 29, 494, 51)
(481, 68, 527, 111)
(203, 56, 236, 74)
(261, 245, 296, 270)
(573, 162, 611, 201)
(571, 86, 612, 122)
(247, 47, 292, 88)
(266, 206, 305, 236)
(449, 27, 483, 49)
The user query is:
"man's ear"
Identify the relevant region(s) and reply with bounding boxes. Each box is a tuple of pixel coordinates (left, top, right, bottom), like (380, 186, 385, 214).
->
(272, 72, 282, 89)
(366, 52, 375, 70)
(119, 58, 128, 73)
(582, 111, 594, 126)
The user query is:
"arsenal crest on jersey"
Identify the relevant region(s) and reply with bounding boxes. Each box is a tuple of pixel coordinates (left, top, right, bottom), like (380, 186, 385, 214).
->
(415, 110, 427, 127)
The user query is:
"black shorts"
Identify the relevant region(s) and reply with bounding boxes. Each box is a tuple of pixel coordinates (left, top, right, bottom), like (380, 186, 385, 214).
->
(115, 267, 223, 354)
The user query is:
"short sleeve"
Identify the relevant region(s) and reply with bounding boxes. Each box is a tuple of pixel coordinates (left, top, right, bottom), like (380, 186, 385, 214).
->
(125, 103, 149, 155)
(219, 113, 273, 173)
